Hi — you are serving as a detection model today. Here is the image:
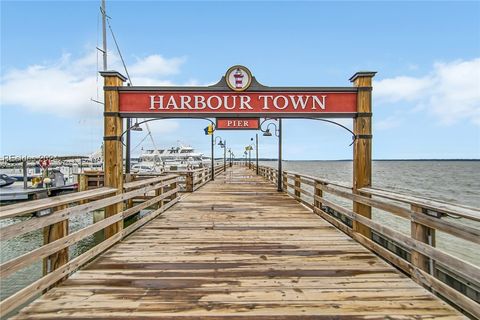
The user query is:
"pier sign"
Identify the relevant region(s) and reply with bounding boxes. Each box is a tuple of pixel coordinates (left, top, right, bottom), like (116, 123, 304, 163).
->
(216, 118, 259, 130)
(118, 91, 357, 118)
(115, 66, 358, 118)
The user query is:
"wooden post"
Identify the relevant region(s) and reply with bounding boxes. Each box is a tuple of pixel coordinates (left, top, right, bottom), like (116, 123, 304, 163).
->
(156, 186, 163, 209)
(78, 174, 88, 205)
(294, 174, 301, 200)
(100, 71, 126, 239)
(43, 205, 69, 286)
(411, 205, 435, 274)
(350, 71, 376, 239)
(282, 173, 287, 191)
(314, 181, 323, 209)
(78, 174, 87, 192)
(186, 172, 194, 192)
(171, 180, 178, 201)
(125, 173, 134, 209)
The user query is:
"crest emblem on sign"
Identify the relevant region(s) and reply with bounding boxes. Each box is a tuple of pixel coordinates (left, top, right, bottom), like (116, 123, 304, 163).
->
(225, 65, 252, 92)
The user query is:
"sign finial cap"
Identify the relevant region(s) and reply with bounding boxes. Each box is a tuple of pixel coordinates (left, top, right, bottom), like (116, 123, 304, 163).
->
(99, 71, 128, 82)
(349, 71, 377, 82)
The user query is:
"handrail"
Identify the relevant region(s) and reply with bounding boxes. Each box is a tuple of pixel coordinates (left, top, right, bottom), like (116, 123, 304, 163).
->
(252, 164, 480, 318)
(77, 165, 226, 194)
(167, 165, 225, 192)
(360, 187, 480, 222)
(284, 170, 352, 190)
(0, 187, 117, 219)
(0, 173, 181, 317)
(123, 174, 178, 191)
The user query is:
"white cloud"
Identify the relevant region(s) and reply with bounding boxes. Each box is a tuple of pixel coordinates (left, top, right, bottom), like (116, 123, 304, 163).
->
(129, 55, 185, 78)
(374, 58, 480, 125)
(0, 50, 187, 118)
(375, 116, 402, 131)
(144, 119, 180, 134)
(375, 76, 431, 103)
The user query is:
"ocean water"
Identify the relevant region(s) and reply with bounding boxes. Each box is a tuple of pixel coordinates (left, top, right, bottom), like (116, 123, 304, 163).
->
(1, 160, 479, 304)
(260, 160, 480, 265)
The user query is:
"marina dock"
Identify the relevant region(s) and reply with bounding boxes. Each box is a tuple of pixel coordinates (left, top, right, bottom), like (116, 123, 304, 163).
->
(3, 166, 473, 319)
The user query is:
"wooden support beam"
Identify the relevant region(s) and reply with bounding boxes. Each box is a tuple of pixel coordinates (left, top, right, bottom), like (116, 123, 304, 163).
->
(411, 204, 436, 276)
(185, 171, 194, 192)
(43, 204, 69, 287)
(77, 174, 88, 205)
(101, 71, 126, 239)
(170, 181, 178, 201)
(314, 181, 323, 209)
(155, 187, 163, 209)
(350, 71, 376, 239)
(294, 174, 301, 200)
(125, 174, 134, 209)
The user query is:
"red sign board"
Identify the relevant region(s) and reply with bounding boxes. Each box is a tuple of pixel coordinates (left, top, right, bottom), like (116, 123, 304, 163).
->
(216, 118, 259, 130)
(118, 91, 357, 118)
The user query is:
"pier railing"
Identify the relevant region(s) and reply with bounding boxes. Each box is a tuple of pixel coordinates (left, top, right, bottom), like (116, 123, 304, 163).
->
(0, 174, 181, 317)
(253, 164, 480, 318)
(78, 164, 225, 193)
(167, 164, 226, 192)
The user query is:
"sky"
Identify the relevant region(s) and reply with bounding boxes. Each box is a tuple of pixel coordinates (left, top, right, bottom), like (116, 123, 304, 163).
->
(1, 1, 479, 160)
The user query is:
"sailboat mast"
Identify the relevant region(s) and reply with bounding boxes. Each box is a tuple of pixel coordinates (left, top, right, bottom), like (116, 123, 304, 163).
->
(101, 0, 107, 70)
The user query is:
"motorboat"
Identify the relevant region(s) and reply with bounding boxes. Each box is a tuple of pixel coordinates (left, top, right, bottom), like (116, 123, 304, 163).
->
(161, 145, 204, 171)
(133, 144, 205, 173)
(0, 174, 16, 187)
(132, 149, 164, 173)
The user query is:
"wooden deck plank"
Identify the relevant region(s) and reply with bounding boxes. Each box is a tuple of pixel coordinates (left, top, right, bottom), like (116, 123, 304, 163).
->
(12, 167, 464, 319)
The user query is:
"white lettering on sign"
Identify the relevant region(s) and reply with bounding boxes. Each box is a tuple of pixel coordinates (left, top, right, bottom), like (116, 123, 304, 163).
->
(150, 95, 163, 110)
(239, 96, 253, 110)
(274, 96, 289, 110)
(225, 120, 250, 127)
(149, 94, 328, 111)
(224, 96, 237, 110)
(290, 95, 310, 110)
(312, 95, 327, 110)
(259, 95, 273, 109)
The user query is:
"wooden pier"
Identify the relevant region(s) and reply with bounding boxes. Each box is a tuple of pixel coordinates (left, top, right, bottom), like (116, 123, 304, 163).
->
(5, 166, 468, 319)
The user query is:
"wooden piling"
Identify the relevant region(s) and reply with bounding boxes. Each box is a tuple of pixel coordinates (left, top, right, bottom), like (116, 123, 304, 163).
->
(350, 71, 376, 239)
(43, 205, 69, 287)
(186, 171, 194, 192)
(411, 204, 435, 274)
(294, 174, 301, 201)
(100, 71, 126, 239)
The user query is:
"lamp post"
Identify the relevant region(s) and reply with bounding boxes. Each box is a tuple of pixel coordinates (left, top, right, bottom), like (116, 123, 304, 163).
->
(119, 121, 144, 174)
(211, 133, 214, 180)
(245, 145, 253, 169)
(261, 119, 282, 192)
(222, 139, 227, 172)
(214, 136, 224, 178)
(228, 149, 233, 167)
(278, 119, 282, 192)
(251, 134, 259, 175)
(125, 119, 131, 173)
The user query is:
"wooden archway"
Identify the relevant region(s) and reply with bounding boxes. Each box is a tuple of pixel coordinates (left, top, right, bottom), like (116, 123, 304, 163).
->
(100, 67, 375, 239)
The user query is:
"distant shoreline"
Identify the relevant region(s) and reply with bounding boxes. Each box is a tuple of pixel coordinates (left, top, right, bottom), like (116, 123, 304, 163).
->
(252, 159, 480, 162)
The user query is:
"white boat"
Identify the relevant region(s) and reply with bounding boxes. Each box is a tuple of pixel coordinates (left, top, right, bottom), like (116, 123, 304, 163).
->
(161, 145, 204, 171)
(132, 149, 164, 173)
(133, 144, 205, 173)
